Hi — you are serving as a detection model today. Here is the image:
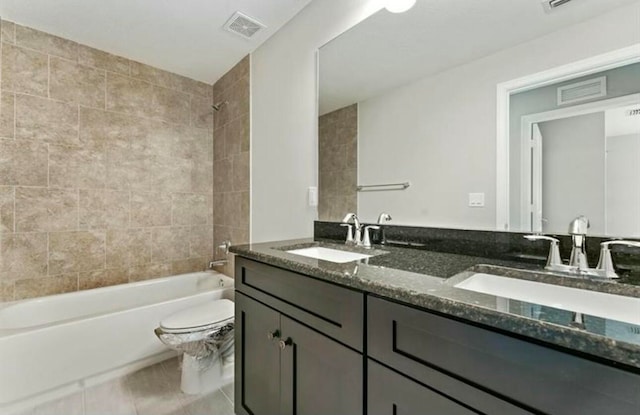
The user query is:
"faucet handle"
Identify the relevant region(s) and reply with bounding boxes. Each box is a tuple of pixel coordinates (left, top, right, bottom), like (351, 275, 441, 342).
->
(340, 223, 354, 244)
(363, 225, 380, 249)
(524, 235, 565, 271)
(596, 240, 640, 279)
(377, 213, 392, 224)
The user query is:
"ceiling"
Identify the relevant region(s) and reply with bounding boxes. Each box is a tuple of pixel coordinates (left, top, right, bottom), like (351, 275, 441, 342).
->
(0, 0, 312, 84)
(319, 0, 640, 115)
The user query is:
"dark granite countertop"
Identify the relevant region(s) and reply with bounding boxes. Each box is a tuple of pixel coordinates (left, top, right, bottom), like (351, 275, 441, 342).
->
(231, 238, 640, 371)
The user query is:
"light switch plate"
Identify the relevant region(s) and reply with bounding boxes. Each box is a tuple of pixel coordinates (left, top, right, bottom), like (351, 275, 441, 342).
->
(468, 192, 485, 207)
(308, 186, 318, 207)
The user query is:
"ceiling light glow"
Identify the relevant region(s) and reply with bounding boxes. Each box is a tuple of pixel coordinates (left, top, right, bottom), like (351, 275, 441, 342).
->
(385, 0, 417, 13)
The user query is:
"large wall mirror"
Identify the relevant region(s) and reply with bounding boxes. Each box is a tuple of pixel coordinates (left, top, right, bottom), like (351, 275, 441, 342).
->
(317, 0, 640, 237)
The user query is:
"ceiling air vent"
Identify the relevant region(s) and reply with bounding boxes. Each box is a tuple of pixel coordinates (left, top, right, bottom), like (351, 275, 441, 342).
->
(541, 0, 574, 12)
(557, 76, 607, 106)
(223, 12, 266, 40)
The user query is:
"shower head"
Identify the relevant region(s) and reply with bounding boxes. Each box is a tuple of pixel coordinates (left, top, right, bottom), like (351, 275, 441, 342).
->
(212, 101, 228, 111)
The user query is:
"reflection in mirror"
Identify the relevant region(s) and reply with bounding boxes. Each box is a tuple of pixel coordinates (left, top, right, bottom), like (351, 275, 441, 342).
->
(318, 0, 640, 237)
(509, 66, 640, 236)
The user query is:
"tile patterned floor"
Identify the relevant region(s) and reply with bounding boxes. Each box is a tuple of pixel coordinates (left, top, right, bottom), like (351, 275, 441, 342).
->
(17, 358, 235, 415)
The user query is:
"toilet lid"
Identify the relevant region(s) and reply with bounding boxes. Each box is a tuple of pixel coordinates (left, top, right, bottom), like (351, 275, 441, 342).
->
(160, 299, 234, 331)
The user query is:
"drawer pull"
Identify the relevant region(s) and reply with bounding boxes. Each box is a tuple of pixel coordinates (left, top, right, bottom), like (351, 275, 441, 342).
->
(267, 329, 281, 341)
(279, 337, 293, 350)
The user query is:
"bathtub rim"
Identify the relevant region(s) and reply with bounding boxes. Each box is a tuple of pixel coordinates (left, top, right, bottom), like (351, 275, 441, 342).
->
(0, 271, 234, 336)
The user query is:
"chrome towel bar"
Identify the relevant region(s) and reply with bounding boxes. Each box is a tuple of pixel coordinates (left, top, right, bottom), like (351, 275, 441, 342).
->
(357, 182, 410, 192)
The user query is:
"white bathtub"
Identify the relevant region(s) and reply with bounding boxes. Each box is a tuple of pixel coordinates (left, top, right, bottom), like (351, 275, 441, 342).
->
(0, 271, 234, 411)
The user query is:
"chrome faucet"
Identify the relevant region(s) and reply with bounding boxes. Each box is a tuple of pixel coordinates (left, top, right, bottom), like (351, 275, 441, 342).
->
(376, 212, 392, 245)
(342, 213, 362, 246)
(523, 235, 572, 273)
(568, 215, 590, 271)
(377, 213, 392, 224)
(596, 240, 640, 279)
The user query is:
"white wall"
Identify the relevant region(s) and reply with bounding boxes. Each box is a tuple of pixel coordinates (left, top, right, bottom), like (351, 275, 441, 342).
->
(356, 2, 640, 230)
(250, 0, 383, 243)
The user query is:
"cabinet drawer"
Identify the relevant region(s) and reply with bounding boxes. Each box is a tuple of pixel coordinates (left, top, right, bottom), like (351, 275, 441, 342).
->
(236, 257, 364, 350)
(368, 296, 640, 415)
(368, 360, 476, 415)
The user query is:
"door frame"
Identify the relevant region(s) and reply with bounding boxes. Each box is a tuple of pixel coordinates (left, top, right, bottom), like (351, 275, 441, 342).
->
(495, 43, 640, 231)
(519, 93, 640, 232)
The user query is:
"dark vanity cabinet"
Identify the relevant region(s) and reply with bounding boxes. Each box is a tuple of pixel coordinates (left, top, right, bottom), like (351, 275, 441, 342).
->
(235, 257, 640, 415)
(234, 258, 364, 415)
(367, 296, 640, 415)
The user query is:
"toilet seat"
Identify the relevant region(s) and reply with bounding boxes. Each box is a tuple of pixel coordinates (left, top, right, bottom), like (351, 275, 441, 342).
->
(160, 299, 234, 334)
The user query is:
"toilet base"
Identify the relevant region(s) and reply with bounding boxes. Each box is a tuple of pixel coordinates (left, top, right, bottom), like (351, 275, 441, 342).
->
(180, 353, 234, 395)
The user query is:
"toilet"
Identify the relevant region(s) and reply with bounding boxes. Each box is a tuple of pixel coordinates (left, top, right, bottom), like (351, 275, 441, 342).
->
(157, 299, 235, 395)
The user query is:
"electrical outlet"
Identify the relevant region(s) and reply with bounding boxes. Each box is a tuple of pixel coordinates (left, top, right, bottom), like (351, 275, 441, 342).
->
(468, 193, 485, 208)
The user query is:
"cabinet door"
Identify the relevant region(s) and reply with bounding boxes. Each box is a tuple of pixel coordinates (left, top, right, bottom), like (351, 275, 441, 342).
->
(235, 293, 281, 415)
(280, 316, 363, 415)
(368, 360, 476, 415)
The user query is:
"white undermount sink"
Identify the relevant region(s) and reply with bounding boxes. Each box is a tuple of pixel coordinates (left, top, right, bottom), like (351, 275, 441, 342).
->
(286, 247, 372, 263)
(455, 273, 640, 326)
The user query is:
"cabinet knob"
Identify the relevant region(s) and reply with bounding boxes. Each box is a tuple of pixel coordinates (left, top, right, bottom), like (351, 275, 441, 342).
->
(278, 337, 293, 350)
(267, 329, 280, 341)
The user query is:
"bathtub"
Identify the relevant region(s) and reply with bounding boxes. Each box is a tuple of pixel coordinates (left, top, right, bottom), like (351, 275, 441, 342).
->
(0, 271, 234, 411)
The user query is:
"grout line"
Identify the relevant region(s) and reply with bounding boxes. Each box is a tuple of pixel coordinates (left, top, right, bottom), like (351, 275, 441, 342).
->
(47, 54, 51, 99)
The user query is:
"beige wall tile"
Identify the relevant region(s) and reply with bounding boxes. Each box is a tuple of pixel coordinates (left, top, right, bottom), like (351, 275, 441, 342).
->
(130, 191, 172, 227)
(16, 94, 79, 145)
(1, 20, 16, 43)
(106, 73, 154, 118)
(15, 24, 78, 60)
(148, 86, 190, 125)
(151, 227, 190, 261)
(130, 61, 182, 90)
(14, 274, 78, 300)
(79, 107, 139, 151)
(213, 127, 225, 161)
(318, 104, 357, 221)
(212, 193, 223, 225)
(224, 113, 249, 155)
(78, 44, 129, 75)
(0, 22, 219, 298)
(191, 95, 214, 129)
(190, 225, 213, 258)
(232, 152, 250, 192)
(172, 193, 208, 226)
(79, 268, 128, 290)
(213, 158, 233, 193)
(128, 263, 171, 282)
(0, 139, 48, 186)
(0, 187, 14, 233)
(228, 192, 250, 229)
(79, 189, 129, 230)
(106, 228, 151, 269)
(150, 156, 193, 194)
(49, 144, 106, 189)
(0, 232, 48, 280)
(0, 281, 14, 301)
(1, 43, 48, 96)
(171, 257, 205, 275)
(181, 77, 212, 98)
(191, 160, 213, 194)
(49, 231, 105, 274)
(15, 187, 78, 232)
(0, 92, 15, 138)
(49, 57, 106, 108)
(213, 55, 249, 99)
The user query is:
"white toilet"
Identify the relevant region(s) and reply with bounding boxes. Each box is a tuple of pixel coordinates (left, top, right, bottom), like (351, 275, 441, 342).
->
(157, 299, 235, 395)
